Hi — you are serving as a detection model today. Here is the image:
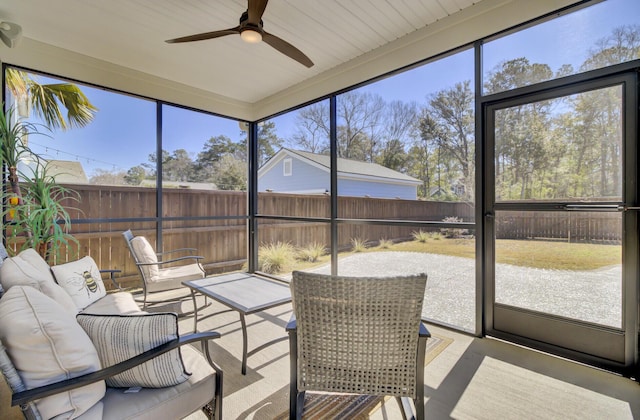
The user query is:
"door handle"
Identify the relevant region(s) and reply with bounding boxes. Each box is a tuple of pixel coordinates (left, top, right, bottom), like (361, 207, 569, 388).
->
(564, 204, 623, 212)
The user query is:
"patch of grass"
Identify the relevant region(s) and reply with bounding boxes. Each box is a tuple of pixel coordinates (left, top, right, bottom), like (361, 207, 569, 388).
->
(350, 237, 369, 253)
(411, 230, 430, 243)
(395, 237, 475, 259)
(393, 237, 620, 271)
(297, 242, 327, 262)
(258, 241, 296, 274)
(429, 232, 443, 240)
(260, 236, 620, 277)
(494, 239, 620, 271)
(377, 238, 393, 249)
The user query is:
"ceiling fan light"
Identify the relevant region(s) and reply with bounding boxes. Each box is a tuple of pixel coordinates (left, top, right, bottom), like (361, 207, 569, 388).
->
(240, 29, 262, 43)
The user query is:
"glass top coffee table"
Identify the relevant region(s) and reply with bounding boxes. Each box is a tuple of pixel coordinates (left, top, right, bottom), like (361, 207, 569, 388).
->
(183, 272, 292, 375)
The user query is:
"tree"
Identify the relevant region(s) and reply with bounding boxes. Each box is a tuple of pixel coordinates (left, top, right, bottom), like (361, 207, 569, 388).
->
(418, 81, 475, 201)
(408, 113, 441, 199)
(124, 165, 147, 185)
(212, 154, 247, 191)
(89, 169, 126, 185)
(5, 68, 97, 131)
(484, 59, 555, 199)
(256, 121, 283, 166)
(375, 100, 418, 172)
(336, 91, 385, 161)
(290, 104, 330, 153)
(483, 57, 553, 95)
(194, 135, 244, 182)
(196, 135, 244, 166)
(162, 149, 195, 182)
(581, 24, 640, 71)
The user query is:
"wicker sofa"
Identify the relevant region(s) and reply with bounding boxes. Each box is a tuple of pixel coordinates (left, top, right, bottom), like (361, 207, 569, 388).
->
(0, 247, 223, 420)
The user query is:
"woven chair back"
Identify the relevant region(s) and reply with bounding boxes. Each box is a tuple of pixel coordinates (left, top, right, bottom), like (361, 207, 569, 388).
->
(290, 271, 427, 398)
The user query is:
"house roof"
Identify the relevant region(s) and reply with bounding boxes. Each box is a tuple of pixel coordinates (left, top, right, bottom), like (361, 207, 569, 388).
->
(44, 160, 89, 184)
(261, 148, 421, 185)
(1, 1, 578, 120)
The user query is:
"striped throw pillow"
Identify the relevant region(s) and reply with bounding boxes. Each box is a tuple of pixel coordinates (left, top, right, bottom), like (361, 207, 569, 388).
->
(76, 312, 191, 388)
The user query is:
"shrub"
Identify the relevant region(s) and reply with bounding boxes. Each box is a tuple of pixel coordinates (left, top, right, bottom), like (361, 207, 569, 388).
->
(258, 242, 296, 274)
(378, 238, 393, 249)
(411, 230, 430, 243)
(440, 216, 465, 238)
(297, 242, 326, 262)
(350, 237, 368, 253)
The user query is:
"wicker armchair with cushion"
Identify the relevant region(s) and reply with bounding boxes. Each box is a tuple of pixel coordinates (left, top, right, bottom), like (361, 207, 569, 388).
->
(123, 230, 206, 310)
(287, 271, 429, 420)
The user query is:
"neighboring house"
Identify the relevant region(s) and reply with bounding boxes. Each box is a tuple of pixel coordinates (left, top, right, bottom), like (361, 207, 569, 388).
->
(36, 159, 89, 184)
(258, 148, 421, 200)
(429, 180, 466, 199)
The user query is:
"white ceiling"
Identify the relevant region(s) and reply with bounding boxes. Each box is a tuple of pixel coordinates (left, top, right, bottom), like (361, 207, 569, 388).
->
(0, 0, 579, 120)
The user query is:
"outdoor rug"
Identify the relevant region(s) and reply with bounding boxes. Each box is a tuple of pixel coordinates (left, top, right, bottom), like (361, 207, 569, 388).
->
(274, 333, 453, 420)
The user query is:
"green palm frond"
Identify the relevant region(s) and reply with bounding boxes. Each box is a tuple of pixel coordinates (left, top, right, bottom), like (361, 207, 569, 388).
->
(5, 68, 29, 98)
(28, 82, 97, 130)
(5, 68, 97, 131)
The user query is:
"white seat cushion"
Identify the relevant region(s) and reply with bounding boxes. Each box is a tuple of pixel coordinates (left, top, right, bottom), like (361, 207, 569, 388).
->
(99, 345, 215, 420)
(0, 286, 104, 419)
(0, 248, 77, 315)
(82, 292, 144, 315)
(145, 264, 205, 293)
(130, 237, 159, 281)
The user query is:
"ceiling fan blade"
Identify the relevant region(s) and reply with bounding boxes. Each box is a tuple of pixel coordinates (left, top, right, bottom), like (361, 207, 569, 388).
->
(262, 31, 314, 68)
(247, 0, 269, 25)
(165, 27, 240, 44)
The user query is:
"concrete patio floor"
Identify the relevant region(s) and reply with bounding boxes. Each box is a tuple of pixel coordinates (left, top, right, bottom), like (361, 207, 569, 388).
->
(177, 292, 639, 420)
(2, 268, 638, 419)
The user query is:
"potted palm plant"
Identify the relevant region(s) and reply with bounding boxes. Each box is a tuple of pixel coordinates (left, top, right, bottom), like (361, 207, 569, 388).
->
(0, 105, 79, 263)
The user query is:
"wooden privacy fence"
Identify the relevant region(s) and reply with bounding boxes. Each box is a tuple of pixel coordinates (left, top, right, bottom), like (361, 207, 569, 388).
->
(9, 184, 618, 289)
(496, 211, 621, 243)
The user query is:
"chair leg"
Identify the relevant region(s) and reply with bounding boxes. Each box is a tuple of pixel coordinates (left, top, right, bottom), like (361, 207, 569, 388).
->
(295, 391, 305, 420)
(415, 334, 427, 420)
(288, 328, 305, 420)
(397, 396, 414, 420)
(414, 395, 424, 420)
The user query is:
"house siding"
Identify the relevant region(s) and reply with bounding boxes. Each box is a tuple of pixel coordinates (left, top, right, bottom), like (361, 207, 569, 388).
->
(338, 178, 416, 199)
(259, 155, 329, 193)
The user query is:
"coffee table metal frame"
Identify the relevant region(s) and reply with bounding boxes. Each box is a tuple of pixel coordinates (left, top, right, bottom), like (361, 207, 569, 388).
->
(183, 272, 292, 375)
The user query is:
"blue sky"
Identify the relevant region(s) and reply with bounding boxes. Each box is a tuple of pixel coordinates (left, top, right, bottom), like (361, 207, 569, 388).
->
(17, 0, 640, 178)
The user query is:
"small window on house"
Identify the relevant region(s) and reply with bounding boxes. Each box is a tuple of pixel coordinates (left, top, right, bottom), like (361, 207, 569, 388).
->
(283, 158, 292, 176)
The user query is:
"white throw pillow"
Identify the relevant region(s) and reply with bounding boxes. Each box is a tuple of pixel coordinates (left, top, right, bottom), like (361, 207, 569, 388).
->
(76, 312, 191, 388)
(130, 236, 159, 281)
(51, 256, 107, 311)
(0, 286, 105, 419)
(0, 248, 76, 314)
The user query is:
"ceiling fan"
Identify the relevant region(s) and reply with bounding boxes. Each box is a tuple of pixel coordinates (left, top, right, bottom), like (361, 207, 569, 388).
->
(165, 0, 314, 68)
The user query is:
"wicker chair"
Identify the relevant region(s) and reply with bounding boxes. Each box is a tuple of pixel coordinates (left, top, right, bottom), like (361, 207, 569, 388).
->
(287, 271, 429, 420)
(123, 230, 205, 309)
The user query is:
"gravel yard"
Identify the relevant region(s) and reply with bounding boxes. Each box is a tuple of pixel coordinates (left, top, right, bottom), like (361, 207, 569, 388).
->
(308, 251, 622, 331)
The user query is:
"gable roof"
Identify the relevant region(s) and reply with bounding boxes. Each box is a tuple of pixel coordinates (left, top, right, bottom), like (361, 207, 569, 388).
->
(44, 160, 89, 184)
(260, 148, 421, 185)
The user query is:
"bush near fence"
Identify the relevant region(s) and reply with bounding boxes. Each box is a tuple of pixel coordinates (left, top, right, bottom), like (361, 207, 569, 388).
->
(5, 184, 618, 290)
